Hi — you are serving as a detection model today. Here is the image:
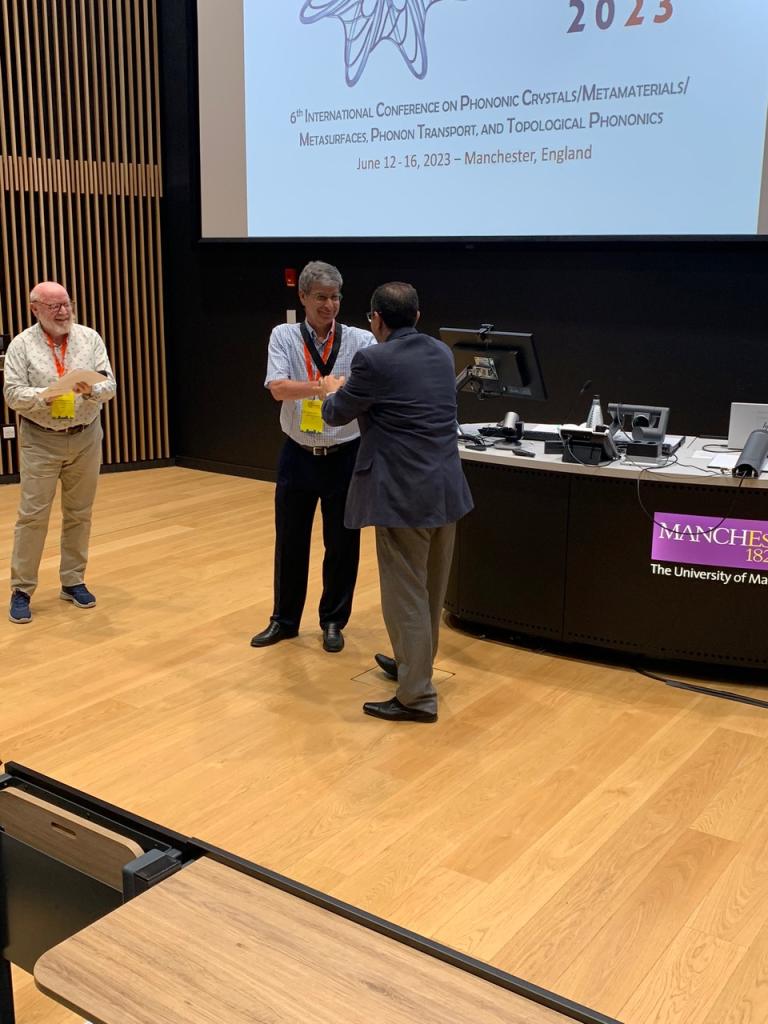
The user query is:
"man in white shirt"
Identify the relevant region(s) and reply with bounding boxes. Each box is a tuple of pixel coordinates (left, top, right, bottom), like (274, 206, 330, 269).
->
(3, 281, 116, 624)
(250, 261, 374, 653)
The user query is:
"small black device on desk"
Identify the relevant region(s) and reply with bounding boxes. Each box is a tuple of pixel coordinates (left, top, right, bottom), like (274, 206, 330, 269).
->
(457, 427, 493, 451)
(560, 425, 619, 465)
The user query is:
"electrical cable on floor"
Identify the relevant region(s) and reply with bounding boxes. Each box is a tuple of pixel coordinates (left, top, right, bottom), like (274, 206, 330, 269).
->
(638, 668, 768, 709)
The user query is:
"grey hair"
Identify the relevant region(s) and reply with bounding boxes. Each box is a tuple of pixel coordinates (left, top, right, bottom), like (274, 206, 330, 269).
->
(298, 261, 343, 295)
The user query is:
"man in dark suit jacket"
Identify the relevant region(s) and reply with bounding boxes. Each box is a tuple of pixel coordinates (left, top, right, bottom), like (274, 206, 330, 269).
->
(320, 282, 473, 723)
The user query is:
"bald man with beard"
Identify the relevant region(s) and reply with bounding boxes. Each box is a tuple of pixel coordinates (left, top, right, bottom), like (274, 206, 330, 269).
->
(3, 282, 116, 624)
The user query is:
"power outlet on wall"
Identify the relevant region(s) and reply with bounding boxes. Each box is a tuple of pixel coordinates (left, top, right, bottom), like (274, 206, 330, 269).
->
(2, 425, 16, 440)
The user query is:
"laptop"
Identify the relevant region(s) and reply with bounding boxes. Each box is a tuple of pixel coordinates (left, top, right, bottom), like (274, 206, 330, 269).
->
(727, 403, 768, 449)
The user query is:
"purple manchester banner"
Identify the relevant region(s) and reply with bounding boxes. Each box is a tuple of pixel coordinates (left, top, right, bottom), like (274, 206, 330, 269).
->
(651, 513, 768, 570)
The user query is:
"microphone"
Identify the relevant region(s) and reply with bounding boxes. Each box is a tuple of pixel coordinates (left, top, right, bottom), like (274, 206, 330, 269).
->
(733, 429, 768, 478)
(561, 379, 593, 427)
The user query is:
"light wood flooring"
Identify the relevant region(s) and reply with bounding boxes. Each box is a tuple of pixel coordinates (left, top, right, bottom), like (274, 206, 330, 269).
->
(2, 466, 768, 1024)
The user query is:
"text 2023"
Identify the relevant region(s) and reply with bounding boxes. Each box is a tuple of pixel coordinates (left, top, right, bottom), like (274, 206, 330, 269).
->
(568, 0, 673, 33)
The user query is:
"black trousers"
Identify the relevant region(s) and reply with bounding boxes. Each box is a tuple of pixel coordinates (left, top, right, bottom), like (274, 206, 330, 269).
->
(271, 437, 361, 631)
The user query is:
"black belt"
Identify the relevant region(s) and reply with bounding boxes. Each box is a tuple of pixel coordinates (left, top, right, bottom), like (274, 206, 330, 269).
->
(22, 417, 91, 435)
(296, 440, 351, 457)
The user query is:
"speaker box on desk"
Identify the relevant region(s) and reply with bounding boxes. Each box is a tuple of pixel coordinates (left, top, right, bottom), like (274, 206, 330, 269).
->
(624, 441, 662, 460)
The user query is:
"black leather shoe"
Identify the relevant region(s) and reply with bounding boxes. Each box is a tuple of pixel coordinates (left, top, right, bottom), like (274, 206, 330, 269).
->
(374, 653, 398, 680)
(322, 623, 344, 653)
(250, 622, 298, 647)
(363, 697, 437, 723)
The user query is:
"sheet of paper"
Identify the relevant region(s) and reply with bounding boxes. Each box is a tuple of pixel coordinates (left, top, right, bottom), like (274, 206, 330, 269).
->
(42, 369, 106, 398)
(708, 452, 739, 469)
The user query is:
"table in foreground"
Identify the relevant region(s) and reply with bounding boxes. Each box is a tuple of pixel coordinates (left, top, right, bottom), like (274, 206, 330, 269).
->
(35, 854, 591, 1024)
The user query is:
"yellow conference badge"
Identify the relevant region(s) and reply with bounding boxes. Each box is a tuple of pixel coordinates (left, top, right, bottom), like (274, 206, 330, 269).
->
(50, 391, 76, 418)
(300, 398, 324, 434)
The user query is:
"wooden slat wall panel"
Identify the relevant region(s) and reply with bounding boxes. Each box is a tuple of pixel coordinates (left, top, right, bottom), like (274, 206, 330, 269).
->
(0, 0, 168, 474)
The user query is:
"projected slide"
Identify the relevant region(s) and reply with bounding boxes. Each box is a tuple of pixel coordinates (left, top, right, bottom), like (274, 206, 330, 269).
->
(232, 1, 768, 237)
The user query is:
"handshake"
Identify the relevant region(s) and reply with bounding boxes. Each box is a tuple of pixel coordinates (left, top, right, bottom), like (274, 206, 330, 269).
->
(317, 374, 345, 398)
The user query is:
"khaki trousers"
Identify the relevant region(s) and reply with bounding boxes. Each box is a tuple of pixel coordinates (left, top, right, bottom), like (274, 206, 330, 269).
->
(375, 522, 456, 715)
(11, 418, 103, 595)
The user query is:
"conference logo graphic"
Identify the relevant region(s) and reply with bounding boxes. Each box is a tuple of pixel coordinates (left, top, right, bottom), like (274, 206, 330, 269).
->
(651, 513, 768, 572)
(299, 0, 465, 87)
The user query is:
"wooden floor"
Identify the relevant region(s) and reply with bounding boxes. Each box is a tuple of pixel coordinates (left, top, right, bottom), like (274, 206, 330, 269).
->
(2, 466, 768, 1024)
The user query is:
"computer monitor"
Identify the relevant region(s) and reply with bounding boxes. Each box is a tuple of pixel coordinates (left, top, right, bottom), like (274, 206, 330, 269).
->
(728, 403, 768, 449)
(439, 327, 547, 401)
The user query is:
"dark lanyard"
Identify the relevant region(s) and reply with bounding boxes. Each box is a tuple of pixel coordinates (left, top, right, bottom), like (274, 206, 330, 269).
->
(300, 322, 343, 379)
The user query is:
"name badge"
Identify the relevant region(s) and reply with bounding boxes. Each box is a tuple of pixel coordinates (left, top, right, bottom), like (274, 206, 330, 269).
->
(50, 391, 76, 419)
(300, 398, 324, 434)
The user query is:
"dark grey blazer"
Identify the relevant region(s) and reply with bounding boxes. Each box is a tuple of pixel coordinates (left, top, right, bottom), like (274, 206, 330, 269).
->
(322, 326, 473, 529)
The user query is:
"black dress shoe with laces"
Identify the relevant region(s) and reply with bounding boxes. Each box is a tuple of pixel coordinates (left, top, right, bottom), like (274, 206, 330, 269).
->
(250, 621, 298, 647)
(322, 623, 344, 653)
(363, 697, 437, 723)
(374, 653, 398, 680)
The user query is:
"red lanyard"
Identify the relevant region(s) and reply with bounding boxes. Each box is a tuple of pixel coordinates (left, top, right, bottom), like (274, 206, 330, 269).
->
(45, 333, 68, 377)
(303, 323, 335, 382)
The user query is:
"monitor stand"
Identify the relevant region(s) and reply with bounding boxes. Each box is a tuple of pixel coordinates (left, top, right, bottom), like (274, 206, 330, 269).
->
(493, 439, 521, 450)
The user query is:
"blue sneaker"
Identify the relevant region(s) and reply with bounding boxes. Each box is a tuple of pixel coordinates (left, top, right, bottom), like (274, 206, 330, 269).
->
(60, 584, 96, 609)
(9, 590, 32, 624)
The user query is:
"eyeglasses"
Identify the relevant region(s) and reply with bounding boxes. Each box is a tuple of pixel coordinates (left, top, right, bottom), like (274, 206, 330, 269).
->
(308, 293, 341, 304)
(32, 300, 74, 314)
